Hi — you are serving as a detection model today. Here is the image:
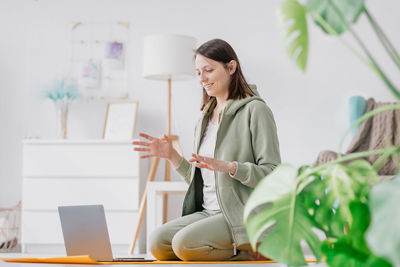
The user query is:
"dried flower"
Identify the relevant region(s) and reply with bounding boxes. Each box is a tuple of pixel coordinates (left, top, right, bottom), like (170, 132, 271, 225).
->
(44, 77, 80, 101)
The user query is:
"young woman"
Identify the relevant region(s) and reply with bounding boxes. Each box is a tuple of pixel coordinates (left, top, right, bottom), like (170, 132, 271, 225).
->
(133, 39, 281, 261)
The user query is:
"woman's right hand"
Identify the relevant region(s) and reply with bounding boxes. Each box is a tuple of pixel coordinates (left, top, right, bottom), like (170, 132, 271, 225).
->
(132, 133, 182, 167)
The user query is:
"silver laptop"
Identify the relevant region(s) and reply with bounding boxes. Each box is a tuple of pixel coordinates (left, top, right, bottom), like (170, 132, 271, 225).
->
(58, 204, 152, 262)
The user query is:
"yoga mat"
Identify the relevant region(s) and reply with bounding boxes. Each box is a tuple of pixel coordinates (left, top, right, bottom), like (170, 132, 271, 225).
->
(1, 255, 317, 264)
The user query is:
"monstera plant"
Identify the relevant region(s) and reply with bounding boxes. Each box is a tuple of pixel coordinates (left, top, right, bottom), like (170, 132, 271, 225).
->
(277, 0, 400, 100)
(244, 2, 400, 265)
(244, 102, 400, 267)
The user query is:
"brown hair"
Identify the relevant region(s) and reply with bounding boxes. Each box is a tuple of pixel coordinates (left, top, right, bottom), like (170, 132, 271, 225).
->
(195, 39, 255, 110)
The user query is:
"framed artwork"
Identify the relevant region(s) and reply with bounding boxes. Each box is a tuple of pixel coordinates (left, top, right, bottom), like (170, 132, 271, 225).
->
(102, 100, 138, 140)
(80, 59, 101, 88)
(104, 41, 124, 70)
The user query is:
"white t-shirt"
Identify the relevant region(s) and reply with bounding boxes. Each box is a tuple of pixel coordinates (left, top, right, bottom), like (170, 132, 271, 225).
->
(198, 120, 221, 211)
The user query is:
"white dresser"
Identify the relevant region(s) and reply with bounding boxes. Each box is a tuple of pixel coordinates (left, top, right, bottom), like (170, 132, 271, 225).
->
(21, 140, 140, 254)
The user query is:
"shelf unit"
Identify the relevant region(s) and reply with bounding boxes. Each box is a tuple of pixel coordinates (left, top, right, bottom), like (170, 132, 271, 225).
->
(21, 139, 140, 254)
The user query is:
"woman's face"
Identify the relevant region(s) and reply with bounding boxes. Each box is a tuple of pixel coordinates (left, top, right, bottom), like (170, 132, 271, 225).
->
(195, 54, 235, 99)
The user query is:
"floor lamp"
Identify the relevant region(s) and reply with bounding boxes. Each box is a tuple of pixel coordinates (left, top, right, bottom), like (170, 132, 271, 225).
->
(129, 34, 196, 254)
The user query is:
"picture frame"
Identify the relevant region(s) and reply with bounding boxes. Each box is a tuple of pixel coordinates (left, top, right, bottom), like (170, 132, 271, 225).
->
(102, 100, 138, 140)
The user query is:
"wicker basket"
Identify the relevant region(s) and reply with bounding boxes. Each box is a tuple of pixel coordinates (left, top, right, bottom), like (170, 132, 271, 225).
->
(0, 202, 20, 252)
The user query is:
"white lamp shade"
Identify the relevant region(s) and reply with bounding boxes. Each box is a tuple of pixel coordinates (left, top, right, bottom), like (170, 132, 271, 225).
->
(143, 34, 197, 81)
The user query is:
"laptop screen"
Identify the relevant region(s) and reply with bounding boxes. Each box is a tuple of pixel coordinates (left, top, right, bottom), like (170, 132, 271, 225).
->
(58, 205, 114, 261)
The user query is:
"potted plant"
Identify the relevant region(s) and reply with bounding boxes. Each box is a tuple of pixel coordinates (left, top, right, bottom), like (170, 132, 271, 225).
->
(243, 1, 400, 265)
(244, 103, 400, 266)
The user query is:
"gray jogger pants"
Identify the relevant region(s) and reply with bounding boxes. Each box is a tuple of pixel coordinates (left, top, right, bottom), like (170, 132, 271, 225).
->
(148, 210, 250, 261)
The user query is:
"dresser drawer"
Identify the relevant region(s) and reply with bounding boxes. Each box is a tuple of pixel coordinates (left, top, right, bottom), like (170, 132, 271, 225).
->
(23, 143, 139, 177)
(21, 211, 138, 245)
(22, 177, 139, 210)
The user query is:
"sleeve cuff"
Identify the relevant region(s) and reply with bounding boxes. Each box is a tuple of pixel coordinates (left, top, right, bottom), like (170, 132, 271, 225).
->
(230, 161, 249, 182)
(229, 162, 238, 177)
(175, 157, 191, 182)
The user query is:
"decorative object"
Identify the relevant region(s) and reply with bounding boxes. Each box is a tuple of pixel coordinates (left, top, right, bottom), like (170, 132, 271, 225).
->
(129, 34, 196, 254)
(349, 95, 367, 136)
(277, 0, 400, 100)
(0, 202, 21, 252)
(44, 77, 80, 139)
(70, 21, 130, 99)
(102, 100, 138, 140)
(104, 41, 124, 70)
(80, 59, 101, 88)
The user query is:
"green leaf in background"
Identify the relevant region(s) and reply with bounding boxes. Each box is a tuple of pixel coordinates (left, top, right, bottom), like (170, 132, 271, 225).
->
(306, 0, 365, 35)
(277, 0, 309, 71)
(366, 174, 400, 266)
(320, 201, 392, 267)
(246, 193, 321, 266)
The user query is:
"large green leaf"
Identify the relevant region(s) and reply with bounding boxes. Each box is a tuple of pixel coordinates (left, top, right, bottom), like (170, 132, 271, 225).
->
(314, 161, 374, 236)
(301, 160, 376, 238)
(244, 164, 297, 221)
(320, 201, 392, 267)
(306, 0, 365, 35)
(321, 236, 392, 267)
(246, 193, 321, 266)
(347, 201, 370, 254)
(244, 157, 383, 266)
(244, 164, 321, 265)
(301, 174, 345, 237)
(277, 0, 309, 71)
(313, 164, 354, 236)
(366, 174, 400, 266)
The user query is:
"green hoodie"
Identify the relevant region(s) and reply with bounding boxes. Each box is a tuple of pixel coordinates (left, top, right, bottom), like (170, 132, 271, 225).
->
(175, 89, 281, 250)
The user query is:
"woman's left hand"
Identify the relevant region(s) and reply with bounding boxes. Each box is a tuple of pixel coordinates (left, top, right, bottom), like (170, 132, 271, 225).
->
(189, 153, 237, 175)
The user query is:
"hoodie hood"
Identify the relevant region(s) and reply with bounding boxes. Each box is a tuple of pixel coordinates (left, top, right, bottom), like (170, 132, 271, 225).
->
(202, 84, 265, 116)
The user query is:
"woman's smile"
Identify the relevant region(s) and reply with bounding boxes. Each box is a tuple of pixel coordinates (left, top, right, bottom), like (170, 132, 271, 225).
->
(203, 83, 214, 90)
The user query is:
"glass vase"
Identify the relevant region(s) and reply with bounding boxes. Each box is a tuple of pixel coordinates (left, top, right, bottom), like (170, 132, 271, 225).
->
(55, 99, 70, 139)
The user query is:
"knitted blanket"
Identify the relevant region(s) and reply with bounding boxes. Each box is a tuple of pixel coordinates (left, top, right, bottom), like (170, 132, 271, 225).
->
(316, 98, 400, 175)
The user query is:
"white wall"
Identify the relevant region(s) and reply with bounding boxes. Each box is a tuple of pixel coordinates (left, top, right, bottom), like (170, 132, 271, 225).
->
(1, 0, 399, 214)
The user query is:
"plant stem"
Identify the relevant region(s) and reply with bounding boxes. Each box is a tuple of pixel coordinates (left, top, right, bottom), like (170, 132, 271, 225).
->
(300, 146, 400, 183)
(297, 104, 400, 190)
(392, 152, 400, 168)
(310, 11, 372, 70)
(364, 7, 400, 70)
(328, 0, 400, 100)
(288, 185, 297, 258)
(372, 146, 396, 172)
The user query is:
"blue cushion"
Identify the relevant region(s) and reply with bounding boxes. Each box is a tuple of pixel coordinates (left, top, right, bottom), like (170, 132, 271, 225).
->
(349, 95, 367, 136)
